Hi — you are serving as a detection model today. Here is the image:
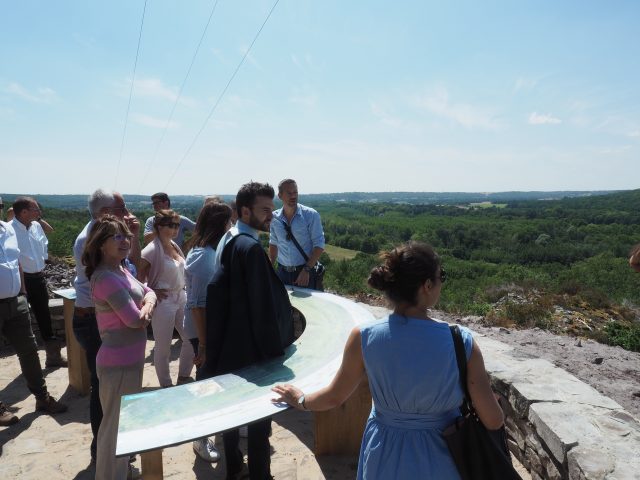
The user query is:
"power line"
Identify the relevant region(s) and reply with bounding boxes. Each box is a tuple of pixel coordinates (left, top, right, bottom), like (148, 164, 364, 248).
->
(139, 0, 221, 192)
(114, 0, 149, 188)
(164, 0, 281, 190)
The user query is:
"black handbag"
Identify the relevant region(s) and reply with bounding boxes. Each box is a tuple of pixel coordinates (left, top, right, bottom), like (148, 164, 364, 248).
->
(443, 325, 522, 480)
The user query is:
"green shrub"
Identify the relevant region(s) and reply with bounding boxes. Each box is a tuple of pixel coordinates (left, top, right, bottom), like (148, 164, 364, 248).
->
(604, 322, 640, 352)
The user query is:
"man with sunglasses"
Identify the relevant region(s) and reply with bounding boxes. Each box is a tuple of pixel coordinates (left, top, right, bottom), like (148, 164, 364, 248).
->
(142, 192, 195, 249)
(269, 179, 325, 290)
(10, 197, 66, 368)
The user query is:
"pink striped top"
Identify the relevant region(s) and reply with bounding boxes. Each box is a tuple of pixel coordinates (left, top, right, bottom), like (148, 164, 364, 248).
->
(91, 267, 152, 368)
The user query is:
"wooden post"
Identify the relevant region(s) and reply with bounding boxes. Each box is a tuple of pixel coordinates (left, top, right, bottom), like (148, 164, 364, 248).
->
(62, 297, 91, 395)
(314, 377, 372, 455)
(141, 449, 163, 479)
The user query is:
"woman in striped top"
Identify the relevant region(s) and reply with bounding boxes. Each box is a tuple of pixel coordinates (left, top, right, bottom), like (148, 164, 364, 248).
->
(83, 215, 157, 480)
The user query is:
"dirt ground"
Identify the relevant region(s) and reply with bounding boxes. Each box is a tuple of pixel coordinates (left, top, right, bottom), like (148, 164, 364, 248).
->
(6, 302, 636, 479)
(435, 310, 640, 420)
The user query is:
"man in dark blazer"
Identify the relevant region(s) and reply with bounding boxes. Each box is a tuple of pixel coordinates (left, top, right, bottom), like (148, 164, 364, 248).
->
(204, 181, 294, 480)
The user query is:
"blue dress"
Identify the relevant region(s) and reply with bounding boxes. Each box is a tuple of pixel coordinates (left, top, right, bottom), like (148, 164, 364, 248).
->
(357, 314, 473, 480)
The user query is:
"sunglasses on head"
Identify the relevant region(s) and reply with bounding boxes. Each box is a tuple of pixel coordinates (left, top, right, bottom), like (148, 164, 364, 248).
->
(160, 222, 180, 229)
(112, 233, 132, 242)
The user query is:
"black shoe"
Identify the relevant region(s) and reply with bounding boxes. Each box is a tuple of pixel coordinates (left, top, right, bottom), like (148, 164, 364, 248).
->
(0, 401, 19, 426)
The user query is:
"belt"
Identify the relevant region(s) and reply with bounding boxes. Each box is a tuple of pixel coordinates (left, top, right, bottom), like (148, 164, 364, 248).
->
(0, 295, 19, 304)
(280, 264, 304, 272)
(74, 306, 96, 316)
(23, 271, 45, 278)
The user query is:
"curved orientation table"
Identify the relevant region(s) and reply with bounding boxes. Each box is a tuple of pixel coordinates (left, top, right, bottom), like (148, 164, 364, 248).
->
(115, 288, 375, 458)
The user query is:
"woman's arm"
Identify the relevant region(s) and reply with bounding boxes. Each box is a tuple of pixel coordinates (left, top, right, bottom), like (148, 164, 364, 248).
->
(272, 327, 366, 411)
(93, 271, 147, 329)
(137, 258, 150, 283)
(190, 307, 207, 366)
(467, 342, 504, 430)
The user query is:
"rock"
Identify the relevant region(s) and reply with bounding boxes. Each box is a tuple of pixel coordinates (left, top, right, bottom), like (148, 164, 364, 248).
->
(499, 327, 511, 334)
(576, 339, 582, 347)
(593, 357, 604, 365)
(633, 391, 640, 398)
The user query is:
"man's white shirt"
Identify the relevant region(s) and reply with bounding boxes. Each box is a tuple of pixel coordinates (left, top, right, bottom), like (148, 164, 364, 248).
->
(10, 218, 48, 273)
(0, 221, 22, 298)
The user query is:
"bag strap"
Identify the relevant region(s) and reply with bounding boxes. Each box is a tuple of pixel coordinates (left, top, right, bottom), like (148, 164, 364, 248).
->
(450, 325, 473, 416)
(276, 217, 310, 263)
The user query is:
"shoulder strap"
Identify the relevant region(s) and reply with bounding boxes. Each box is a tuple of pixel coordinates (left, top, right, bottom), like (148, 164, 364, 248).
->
(277, 217, 309, 263)
(450, 325, 473, 415)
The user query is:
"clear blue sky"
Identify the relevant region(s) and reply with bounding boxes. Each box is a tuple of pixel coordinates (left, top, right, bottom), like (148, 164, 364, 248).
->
(1, 1, 638, 194)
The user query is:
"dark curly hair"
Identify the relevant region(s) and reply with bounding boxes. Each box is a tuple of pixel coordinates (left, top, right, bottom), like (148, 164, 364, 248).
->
(368, 241, 441, 306)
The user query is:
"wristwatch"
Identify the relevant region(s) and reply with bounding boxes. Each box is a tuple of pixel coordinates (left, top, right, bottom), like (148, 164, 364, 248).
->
(303, 265, 313, 273)
(297, 394, 307, 410)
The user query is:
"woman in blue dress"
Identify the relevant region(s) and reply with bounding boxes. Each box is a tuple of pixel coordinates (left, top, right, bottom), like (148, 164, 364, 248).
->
(272, 242, 504, 479)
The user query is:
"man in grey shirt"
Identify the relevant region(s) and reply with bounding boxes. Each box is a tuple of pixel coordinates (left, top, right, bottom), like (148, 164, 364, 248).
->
(143, 192, 195, 249)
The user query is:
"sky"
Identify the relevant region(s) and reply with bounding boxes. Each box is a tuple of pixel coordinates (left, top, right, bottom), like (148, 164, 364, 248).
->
(1, 1, 639, 195)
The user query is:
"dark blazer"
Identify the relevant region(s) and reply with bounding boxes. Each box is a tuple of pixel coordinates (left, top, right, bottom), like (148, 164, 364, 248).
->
(202, 233, 294, 378)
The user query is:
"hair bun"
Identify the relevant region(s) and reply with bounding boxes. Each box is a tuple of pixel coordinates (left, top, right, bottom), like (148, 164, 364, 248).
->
(367, 265, 394, 291)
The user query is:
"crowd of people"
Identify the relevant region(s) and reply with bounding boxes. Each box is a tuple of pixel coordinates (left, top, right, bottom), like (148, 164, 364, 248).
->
(8, 182, 633, 479)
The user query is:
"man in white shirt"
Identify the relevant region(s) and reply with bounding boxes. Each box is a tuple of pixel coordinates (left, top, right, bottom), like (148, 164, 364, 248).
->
(0, 220, 68, 427)
(10, 197, 66, 368)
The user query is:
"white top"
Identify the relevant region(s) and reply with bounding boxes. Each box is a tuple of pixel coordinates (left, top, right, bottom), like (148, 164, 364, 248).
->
(0, 221, 22, 298)
(10, 218, 48, 273)
(154, 254, 185, 292)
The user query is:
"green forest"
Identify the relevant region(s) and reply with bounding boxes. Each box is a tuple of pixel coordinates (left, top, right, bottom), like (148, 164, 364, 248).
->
(5, 189, 640, 351)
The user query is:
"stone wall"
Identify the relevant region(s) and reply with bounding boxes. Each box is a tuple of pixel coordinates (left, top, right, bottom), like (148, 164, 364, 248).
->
(480, 335, 640, 480)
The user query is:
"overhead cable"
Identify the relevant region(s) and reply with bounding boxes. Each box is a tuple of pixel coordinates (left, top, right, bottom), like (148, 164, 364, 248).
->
(163, 0, 281, 190)
(115, 0, 149, 188)
(139, 0, 221, 191)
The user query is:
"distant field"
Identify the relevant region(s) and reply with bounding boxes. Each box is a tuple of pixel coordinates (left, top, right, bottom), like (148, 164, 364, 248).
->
(469, 202, 507, 208)
(324, 244, 360, 261)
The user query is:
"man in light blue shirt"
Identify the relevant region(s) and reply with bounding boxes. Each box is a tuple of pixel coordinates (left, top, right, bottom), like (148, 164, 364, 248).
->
(143, 192, 195, 249)
(269, 179, 325, 290)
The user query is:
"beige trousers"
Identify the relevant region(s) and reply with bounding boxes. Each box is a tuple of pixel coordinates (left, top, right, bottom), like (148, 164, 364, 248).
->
(96, 364, 143, 480)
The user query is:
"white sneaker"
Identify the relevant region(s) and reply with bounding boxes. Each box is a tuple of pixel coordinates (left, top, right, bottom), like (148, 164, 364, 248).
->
(193, 437, 220, 463)
(239, 425, 248, 438)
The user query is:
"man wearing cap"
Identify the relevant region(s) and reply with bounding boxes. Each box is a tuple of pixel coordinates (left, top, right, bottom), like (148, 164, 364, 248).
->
(143, 192, 195, 249)
(269, 179, 325, 290)
(10, 197, 66, 368)
(0, 217, 68, 427)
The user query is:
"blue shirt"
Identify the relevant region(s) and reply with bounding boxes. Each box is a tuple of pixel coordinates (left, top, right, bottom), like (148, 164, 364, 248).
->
(269, 204, 325, 267)
(183, 245, 217, 340)
(212, 220, 259, 274)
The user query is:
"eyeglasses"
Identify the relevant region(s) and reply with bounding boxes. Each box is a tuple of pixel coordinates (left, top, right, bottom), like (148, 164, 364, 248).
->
(112, 233, 132, 242)
(152, 200, 165, 206)
(439, 268, 447, 283)
(160, 222, 180, 229)
(112, 206, 127, 215)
